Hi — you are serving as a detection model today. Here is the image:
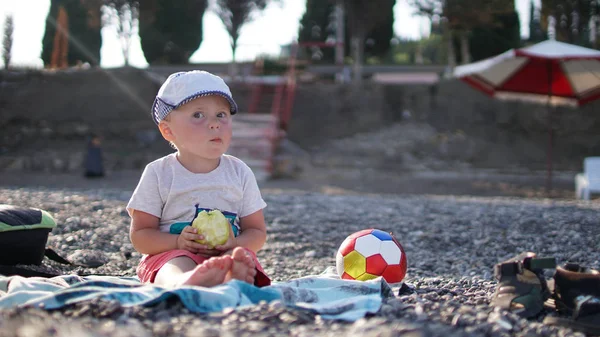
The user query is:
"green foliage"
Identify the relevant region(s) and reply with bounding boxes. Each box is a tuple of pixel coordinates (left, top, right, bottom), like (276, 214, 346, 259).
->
(344, 0, 395, 68)
(40, 1, 57, 66)
(390, 39, 417, 64)
(364, 0, 395, 59)
(393, 52, 411, 64)
(420, 34, 447, 64)
(41, 0, 102, 67)
(138, 0, 207, 64)
(468, 10, 521, 62)
(528, 0, 546, 42)
(540, 0, 600, 47)
(297, 0, 336, 63)
(2, 15, 13, 69)
(390, 35, 446, 65)
(393, 5, 520, 65)
(412, 0, 519, 64)
(412, 0, 512, 30)
(297, 0, 395, 64)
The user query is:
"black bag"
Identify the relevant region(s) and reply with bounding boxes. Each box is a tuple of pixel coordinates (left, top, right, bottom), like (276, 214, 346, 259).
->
(0, 204, 97, 277)
(0, 204, 57, 265)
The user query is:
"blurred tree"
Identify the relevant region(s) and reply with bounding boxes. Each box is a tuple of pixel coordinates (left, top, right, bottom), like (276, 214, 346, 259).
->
(103, 0, 139, 66)
(343, 0, 395, 82)
(412, 0, 517, 65)
(528, 0, 546, 42)
(584, 0, 600, 46)
(468, 9, 521, 62)
(49, 4, 69, 68)
(297, 0, 394, 65)
(412, 0, 453, 67)
(139, 0, 207, 64)
(344, 1, 375, 81)
(41, 0, 103, 68)
(592, 0, 600, 48)
(390, 35, 447, 64)
(420, 34, 447, 64)
(446, 0, 513, 64)
(2, 15, 13, 69)
(215, 0, 270, 76)
(391, 39, 417, 64)
(297, 0, 336, 63)
(541, 0, 600, 46)
(364, 0, 395, 62)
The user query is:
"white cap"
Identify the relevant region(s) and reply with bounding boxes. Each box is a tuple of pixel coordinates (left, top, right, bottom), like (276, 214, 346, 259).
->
(151, 70, 238, 124)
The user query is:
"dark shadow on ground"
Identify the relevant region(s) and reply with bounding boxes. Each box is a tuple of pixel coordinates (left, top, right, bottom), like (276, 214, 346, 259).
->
(0, 166, 582, 201)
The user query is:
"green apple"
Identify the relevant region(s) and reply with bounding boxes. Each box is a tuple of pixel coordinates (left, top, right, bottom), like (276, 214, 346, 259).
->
(191, 209, 231, 248)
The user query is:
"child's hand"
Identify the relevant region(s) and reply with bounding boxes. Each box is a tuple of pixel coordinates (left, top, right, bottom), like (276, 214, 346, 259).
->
(177, 226, 217, 254)
(214, 227, 237, 252)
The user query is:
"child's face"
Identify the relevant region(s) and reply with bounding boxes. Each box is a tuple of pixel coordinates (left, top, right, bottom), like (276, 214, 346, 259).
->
(159, 95, 232, 160)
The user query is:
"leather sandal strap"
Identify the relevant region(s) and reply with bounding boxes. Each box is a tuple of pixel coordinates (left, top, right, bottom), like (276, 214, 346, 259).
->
(495, 257, 556, 280)
(495, 261, 523, 279)
(525, 257, 557, 270)
(573, 295, 600, 319)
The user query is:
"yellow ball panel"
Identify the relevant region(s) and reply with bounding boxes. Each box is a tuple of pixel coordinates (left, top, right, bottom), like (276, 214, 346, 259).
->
(356, 272, 378, 281)
(344, 251, 366, 279)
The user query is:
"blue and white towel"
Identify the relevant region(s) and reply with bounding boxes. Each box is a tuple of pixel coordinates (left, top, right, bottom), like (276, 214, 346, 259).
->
(0, 268, 394, 321)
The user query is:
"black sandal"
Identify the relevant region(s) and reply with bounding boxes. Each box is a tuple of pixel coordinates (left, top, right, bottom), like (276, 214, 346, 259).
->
(543, 263, 600, 335)
(491, 252, 557, 318)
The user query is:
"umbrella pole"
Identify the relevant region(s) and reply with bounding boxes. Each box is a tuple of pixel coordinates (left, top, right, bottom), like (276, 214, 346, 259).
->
(545, 59, 553, 193)
(546, 108, 553, 192)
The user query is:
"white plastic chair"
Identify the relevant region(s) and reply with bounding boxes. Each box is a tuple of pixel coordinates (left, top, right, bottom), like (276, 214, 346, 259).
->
(575, 157, 600, 200)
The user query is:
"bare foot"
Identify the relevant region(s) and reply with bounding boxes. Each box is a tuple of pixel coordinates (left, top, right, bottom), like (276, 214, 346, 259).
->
(177, 255, 233, 287)
(225, 247, 257, 284)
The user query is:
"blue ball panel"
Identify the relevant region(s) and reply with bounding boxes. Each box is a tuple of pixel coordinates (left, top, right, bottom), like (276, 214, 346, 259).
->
(371, 229, 392, 240)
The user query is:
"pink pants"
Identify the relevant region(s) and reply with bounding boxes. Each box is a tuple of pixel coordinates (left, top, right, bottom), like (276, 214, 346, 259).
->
(137, 249, 271, 287)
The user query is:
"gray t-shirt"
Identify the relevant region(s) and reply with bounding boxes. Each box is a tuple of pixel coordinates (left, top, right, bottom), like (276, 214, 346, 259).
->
(127, 153, 267, 234)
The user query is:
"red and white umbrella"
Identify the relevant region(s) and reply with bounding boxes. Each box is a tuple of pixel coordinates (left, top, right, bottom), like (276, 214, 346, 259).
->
(453, 40, 600, 191)
(454, 40, 600, 106)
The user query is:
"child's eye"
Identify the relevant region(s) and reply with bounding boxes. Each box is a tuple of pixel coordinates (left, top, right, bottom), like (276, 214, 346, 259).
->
(217, 112, 229, 118)
(193, 112, 204, 119)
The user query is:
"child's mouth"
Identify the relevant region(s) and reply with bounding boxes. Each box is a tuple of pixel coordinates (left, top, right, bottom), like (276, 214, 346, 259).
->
(210, 138, 222, 143)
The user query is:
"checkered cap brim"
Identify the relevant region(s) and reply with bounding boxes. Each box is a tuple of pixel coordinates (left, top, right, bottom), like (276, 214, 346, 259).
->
(151, 71, 238, 124)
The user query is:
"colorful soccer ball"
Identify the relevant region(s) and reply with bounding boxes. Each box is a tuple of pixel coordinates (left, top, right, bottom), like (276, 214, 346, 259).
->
(336, 229, 407, 284)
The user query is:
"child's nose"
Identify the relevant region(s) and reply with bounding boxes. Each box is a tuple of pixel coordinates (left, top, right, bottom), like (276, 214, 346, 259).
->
(208, 117, 220, 129)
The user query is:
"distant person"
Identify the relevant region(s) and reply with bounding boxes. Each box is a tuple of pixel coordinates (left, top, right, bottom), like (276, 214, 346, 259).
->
(342, 66, 351, 83)
(127, 71, 270, 288)
(402, 109, 412, 121)
(83, 133, 104, 178)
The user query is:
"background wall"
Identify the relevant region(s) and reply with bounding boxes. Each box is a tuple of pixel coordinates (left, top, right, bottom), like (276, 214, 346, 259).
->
(1, 68, 599, 172)
(391, 81, 600, 169)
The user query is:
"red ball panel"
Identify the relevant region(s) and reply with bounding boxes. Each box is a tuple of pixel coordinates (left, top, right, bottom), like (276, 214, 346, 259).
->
(365, 254, 387, 275)
(338, 237, 356, 257)
(382, 263, 407, 284)
(347, 229, 374, 240)
(341, 272, 356, 280)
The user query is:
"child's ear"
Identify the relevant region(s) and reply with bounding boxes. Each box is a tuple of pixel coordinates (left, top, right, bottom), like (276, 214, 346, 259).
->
(158, 121, 174, 141)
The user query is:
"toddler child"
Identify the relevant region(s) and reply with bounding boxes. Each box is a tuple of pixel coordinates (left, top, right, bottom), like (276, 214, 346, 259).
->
(127, 70, 270, 288)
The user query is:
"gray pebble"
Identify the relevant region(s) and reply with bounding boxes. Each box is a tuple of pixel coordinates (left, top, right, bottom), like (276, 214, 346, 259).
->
(1, 187, 598, 336)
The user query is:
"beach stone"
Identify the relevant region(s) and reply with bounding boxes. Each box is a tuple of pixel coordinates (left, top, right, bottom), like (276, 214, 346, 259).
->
(1, 182, 599, 336)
